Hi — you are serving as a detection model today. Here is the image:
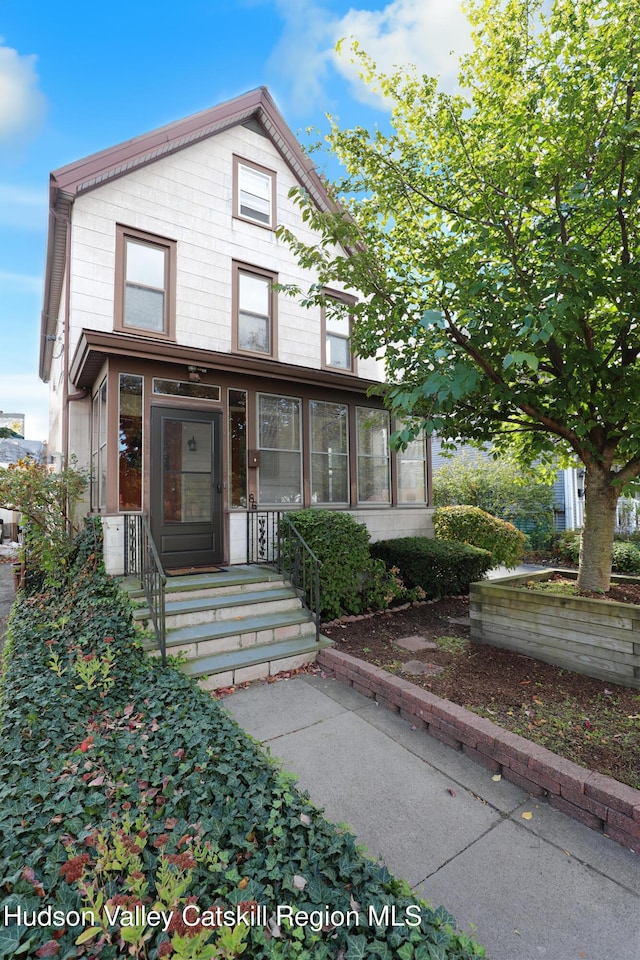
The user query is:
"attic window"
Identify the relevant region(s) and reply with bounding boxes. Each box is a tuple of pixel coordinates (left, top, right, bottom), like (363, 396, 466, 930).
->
(234, 157, 275, 229)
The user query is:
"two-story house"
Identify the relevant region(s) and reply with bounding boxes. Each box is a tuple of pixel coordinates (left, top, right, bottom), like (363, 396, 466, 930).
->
(39, 87, 433, 577)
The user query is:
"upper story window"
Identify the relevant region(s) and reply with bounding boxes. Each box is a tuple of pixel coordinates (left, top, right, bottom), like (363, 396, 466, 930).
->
(232, 262, 277, 357)
(323, 295, 355, 372)
(234, 157, 276, 229)
(115, 225, 176, 338)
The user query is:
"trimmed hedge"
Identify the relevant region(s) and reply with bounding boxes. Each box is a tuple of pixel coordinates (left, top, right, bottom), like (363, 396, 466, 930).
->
(0, 519, 485, 960)
(434, 505, 526, 569)
(370, 537, 492, 598)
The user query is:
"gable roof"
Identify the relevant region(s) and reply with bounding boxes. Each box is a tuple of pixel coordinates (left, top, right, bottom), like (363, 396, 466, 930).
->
(40, 87, 337, 381)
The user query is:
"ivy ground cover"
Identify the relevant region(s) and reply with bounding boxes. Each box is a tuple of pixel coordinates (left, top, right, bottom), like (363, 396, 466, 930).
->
(0, 524, 484, 960)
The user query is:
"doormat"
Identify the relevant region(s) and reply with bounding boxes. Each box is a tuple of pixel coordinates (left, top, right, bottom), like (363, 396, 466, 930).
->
(164, 566, 227, 576)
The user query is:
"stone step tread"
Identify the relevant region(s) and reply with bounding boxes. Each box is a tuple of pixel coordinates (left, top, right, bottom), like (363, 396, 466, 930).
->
(121, 565, 283, 600)
(180, 634, 333, 679)
(133, 586, 298, 621)
(143, 608, 315, 651)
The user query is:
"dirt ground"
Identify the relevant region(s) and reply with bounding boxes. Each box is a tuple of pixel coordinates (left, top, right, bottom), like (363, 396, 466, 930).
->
(323, 595, 640, 790)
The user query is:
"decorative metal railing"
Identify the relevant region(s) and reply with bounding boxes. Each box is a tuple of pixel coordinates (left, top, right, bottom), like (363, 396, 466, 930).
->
(247, 508, 321, 644)
(124, 514, 167, 666)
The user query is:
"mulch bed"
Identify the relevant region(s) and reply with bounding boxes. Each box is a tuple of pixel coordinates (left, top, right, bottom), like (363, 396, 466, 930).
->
(323, 595, 640, 790)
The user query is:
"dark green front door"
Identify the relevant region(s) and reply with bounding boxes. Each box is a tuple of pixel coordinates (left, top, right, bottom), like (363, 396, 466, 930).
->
(150, 407, 223, 569)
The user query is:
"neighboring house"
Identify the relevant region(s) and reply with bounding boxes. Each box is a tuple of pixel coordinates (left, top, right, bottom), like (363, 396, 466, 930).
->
(431, 437, 585, 532)
(39, 88, 433, 575)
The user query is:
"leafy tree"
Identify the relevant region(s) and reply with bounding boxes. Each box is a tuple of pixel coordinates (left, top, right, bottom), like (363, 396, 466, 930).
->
(278, 0, 640, 592)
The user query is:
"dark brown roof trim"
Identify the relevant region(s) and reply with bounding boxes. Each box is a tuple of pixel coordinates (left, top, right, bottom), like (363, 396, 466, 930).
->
(40, 87, 339, 382)
(70, 328, 382, 396)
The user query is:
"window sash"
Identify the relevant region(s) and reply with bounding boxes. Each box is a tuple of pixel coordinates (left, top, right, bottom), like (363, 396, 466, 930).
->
(257, 394, 302, 504)
(356, 408, 390, 503)
(238, 162, 273, 226)
(310, 400, 349, 504)
(397, 433, 427, 503)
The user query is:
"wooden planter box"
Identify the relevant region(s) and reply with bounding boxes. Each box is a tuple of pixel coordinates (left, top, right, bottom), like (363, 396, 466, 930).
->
(470, 570, 640, 690)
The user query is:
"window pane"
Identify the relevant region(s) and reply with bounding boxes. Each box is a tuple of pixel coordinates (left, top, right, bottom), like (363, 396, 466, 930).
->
(258, 394, 301, 504)
(310, 401, 347, 452)
(326, 311, 350, 336)
(239, 272, 269, 314)
(126, 240, 165, 288)
(239, 164, 271, 224)
(311, 453, 348, 503)
(119, 374, 143, 511)
(259, 395, 300, 451)
(259, 451, 302, 504)
(327, 333, 351, 369)
(162, 420, 212, 523)
(357, 408, 390, 503)
(153, 379, 221, 401)
(125, 284, 165, 331)
(239, 311, 269, 352)
(229, 389, 247, 508)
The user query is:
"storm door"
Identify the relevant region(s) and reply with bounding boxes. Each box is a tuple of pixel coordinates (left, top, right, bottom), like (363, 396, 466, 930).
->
(150, 407, 223, 569)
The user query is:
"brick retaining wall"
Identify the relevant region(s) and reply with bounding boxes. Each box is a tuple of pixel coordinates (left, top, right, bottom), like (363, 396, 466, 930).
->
(317, 648, 640, 854)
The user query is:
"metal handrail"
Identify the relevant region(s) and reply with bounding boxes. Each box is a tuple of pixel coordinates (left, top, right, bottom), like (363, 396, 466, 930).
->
(124, 514, 167, 666)
(277, 513, 321, 644)
(246, 509, 321, 643)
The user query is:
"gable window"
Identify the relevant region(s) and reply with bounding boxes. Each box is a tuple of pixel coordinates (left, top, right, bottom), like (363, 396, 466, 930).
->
(233, 263, 276, 356)
(234, 157, 276, 228)
(115, 225, 176, 338)
(323, 296, 354, 371)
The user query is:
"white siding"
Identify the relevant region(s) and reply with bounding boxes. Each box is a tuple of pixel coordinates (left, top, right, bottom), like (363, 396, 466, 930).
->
(67, 124, 376, 377)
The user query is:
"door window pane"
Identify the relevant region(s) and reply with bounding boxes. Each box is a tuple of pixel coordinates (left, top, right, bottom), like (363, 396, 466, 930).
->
(310, 400, 349, 504)
(163, 420, 213, 523)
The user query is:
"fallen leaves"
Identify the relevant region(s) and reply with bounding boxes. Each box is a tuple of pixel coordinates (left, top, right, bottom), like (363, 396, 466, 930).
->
(521, 811, 533, 820)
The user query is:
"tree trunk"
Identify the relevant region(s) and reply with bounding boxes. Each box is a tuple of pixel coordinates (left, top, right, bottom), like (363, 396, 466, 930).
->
(577, 468, 619, 593)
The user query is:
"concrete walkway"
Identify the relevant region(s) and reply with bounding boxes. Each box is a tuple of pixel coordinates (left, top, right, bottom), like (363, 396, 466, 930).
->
(224, 675, 640, 960)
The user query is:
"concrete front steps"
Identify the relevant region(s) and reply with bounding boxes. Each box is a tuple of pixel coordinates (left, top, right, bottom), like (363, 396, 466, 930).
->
(122, 564, 331, 690)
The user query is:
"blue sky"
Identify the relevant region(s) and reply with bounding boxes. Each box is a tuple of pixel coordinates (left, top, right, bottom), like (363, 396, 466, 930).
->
(0, 0, 469, 441)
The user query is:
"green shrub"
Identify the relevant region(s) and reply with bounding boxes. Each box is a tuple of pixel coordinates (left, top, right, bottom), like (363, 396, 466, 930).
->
(0, 521, 485, 960)
(285, 509, 411, 619)
(371, 536, 492, 598)
(611, 541, 640, 574)
(434, 505, 526, 568)
(433, 454, 556, 549)
(557, 532, 640, 575)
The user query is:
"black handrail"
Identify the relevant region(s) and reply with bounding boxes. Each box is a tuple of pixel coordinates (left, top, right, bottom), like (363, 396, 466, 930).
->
(247, 509, 321, 644)
(277, 513, 321, 645)
(124, 514, 167, 666)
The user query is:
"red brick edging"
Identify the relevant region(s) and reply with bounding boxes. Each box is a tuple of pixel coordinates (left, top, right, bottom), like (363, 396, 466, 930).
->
(317, 649, 640, 854)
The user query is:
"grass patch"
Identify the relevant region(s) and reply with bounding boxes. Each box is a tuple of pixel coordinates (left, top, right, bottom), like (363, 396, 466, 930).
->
(0, 520, 484, 959)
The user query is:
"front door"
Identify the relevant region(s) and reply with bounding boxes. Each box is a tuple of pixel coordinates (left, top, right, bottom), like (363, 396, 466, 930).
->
(150, 407, 223, 569)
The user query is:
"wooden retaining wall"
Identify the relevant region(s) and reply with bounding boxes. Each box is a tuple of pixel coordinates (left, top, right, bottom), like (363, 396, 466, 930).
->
(470, 570, 640, 690)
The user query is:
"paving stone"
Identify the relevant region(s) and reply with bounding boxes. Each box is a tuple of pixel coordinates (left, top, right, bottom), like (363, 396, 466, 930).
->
(400, 660, 445, 676)
(394, 634, 438, 652)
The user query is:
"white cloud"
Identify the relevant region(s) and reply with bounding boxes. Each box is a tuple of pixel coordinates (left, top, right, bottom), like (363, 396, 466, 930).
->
(333, 0, 472, 104)
(266, 0, 338, 113)
(0, 42, 46, 146)
(0, 374, 49, 442)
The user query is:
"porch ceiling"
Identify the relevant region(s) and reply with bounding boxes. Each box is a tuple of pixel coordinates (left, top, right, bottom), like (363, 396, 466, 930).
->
(70, 328, 382, 395)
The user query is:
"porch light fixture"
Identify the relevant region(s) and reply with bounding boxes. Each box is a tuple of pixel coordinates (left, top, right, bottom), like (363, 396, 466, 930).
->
(187, 365, 208, 382)
(188, 435, 198, 453)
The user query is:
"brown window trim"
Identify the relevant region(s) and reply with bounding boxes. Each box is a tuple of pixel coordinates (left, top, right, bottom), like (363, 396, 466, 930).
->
(321, 290, 357, 375)
(231, 260, 278, 360)
(114, 224, 177, 340)
(233, 155, 277, 230)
